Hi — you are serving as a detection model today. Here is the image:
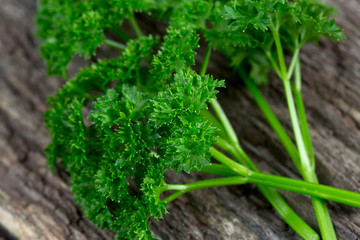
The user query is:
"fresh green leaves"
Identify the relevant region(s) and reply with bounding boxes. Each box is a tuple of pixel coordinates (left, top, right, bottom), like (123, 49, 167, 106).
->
(39, 0, 346, 239)
(42, 8, 224, 236)
(151, 70, 224, 172)
(223, 0, 344, 44)
(36, 0, 160, 77)
(206, 0, 345, 84)
(150, 27, 200, 87)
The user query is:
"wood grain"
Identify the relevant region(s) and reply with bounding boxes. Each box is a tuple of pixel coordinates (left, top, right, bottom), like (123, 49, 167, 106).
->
(0, 0, 359, 239)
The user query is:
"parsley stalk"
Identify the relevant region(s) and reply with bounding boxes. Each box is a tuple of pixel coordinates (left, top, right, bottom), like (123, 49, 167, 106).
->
(293, 57, 314, 162)
(161, 157, 360, 208)
(201, 45, 319, 240)
(240, 67, 336, 239)
(239, 72, 302, 172)
(104, 39, 127, 50)
(163, 176, 248, 203)
(128, 12, 144, 38)
(269, 25, 336, 239)
(181, 151, 360, 208)
(293, 54, 335, 240)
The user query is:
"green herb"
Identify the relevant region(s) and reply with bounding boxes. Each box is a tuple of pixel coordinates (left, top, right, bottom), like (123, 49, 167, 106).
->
(214, 1, 344, 238)
(37, 1, 359, 239)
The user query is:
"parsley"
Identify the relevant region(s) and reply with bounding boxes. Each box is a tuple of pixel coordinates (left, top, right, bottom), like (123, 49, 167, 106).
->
(37, 1, 359, 239)
(213, 1, 345, 238)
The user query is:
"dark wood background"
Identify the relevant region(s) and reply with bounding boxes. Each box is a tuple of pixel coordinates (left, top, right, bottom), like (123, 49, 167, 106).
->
(0, 0, 359, 239)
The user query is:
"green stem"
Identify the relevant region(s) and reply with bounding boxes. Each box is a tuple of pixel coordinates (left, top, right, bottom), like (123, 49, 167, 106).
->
(210, 98, 240, 146)
(270, 26, 287, 79)
(200, 45, 212, 76)
(293, 57, 314, 161)
(210, 148, 251, 175)
(214, 137, 257, 170)
(240, 55, 335, 238)
(257, 186, 319, 240)
(214, 137, 239, 161)
(276, 38, 336, 238)
(201, 164, 238, 177)
(239, 69, 302, 172)
(248, 172, 360, 208)
(165, 165, 360, 208)
(214, 144, 320, 240)
(128, 12, 144, 38)
(292, 55, 334, 239)
(283, 78, 311, 170)
(163, 177, 247, 202)
(201, 46, 319, 239)
(265, 50, 282, 77)
(232, 144, 258, 170)
(270, 32, 310, 172)
(104, 39, 126, 50)
(285, 48, 300, 82)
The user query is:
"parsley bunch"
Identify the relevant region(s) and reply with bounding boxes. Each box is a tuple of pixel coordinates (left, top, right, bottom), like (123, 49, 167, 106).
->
(37, 1, 360, 239)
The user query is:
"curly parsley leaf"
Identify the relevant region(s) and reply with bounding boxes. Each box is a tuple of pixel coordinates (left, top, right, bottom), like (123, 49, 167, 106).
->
(36, 0, 159, 77)
(44, 18, 224, 237)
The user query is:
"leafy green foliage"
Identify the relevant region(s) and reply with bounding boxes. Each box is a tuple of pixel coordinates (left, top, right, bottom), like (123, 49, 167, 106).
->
(215, 0, 344, 83)
(169, 0, 212, 29)
(151, 70, 224, 172)
(42, 9, 223, 236)
(222, 0, 344, 44)
(36, 0, 161, 77)
(39, 0, 344, 239)
(150, 27, 200, 87)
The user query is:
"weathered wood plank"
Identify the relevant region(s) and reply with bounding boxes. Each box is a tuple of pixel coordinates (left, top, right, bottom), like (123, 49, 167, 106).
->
(0, 0, 359, 239)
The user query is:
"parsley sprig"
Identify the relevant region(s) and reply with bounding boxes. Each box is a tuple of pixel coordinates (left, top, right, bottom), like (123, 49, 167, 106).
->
(216, 1, 344, 238)
(37, 1, 359, 239)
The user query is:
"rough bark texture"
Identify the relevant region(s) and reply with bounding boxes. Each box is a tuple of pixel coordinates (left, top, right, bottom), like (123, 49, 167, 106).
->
(0, 0, 359, 239)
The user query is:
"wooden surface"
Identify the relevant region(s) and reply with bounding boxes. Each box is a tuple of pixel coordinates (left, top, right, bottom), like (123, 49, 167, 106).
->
(0, 0, 359, 239)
